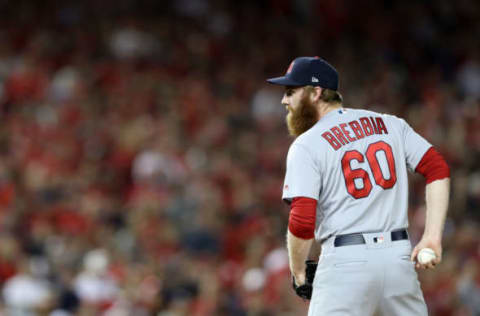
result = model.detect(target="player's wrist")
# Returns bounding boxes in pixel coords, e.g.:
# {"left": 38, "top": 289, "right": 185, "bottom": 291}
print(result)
{"left": 422, "top": 232, "right": 442, "bottom": 244}
{"left": 292, "top": 272, "right": 306, "bottom": 285}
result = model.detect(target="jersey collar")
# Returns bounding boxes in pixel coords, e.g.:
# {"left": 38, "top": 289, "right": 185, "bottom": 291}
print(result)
{"left": 320, "top": 107, "right": 346, "bottom": 121}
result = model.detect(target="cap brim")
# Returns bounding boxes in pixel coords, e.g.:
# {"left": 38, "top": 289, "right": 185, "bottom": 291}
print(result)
{"left": 266, "top": 76, "right": 303, "bottom": 86}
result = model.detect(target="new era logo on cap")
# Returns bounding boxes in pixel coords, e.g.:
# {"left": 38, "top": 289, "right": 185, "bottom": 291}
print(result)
{"left": 267, "top": 56, "right": 339, "bottom": 90}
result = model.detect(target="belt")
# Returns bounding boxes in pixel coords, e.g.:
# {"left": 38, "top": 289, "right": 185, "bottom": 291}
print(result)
{"left": 334, "top": 229, "right": 408, "bottom": 247}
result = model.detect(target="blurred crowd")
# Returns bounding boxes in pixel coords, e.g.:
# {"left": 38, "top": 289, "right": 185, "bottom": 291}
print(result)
{"left": 0, "top": 0, "right": 478, "bottom": 315}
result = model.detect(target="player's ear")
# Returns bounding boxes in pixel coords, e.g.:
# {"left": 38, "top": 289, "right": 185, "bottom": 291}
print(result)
{"left": 312, "top": 87, "right": 322, "bottom": 102}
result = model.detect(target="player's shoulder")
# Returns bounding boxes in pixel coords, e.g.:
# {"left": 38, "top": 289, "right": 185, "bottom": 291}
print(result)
{"left": 350, "top": 108, "right": 407, "bottom": 126}
{"left": 289, "top": 132, "right": 313, "bottom": 152}
{"left": 287, "top": 128, "right": 321, "bottom": 160}
{"left": 285, "top": 137, "right": 315, "bottom": 167}
{"left": 349, "top": 108, "right": 395, "bottom": 118}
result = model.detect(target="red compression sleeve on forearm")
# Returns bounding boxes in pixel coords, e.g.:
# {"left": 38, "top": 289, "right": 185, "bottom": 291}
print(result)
{"left": 288, "top": 197, "right": 317, "bottom": 239}
{"left": 415, "top": 147, "right": 450, "bottom": 184}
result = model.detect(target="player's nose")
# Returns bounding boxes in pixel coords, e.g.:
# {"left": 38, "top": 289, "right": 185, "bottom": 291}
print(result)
{"left": 281, "top": 94, "right": 289, "bottom": 106}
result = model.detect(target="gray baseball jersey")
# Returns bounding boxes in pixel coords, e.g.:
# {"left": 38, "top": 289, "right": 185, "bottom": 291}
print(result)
{"left": 282, "top": 108, "right": 432, "bottom": 241}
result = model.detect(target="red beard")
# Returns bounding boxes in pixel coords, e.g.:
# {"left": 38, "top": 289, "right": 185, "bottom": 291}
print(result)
{"left": 286, "top": 92, "right": 319, "bottom": 138}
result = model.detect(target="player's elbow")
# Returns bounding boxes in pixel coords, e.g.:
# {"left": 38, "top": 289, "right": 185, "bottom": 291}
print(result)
{"left": 288, "top": 197, "right": 317, "bottom": 239}
{"left": 288, "top": 221, "right": 315, "bottom": 239}
{"left": 415, "top": 147, "right": 450, "bottom": 184}
{"left": 424, "top": 158, "right": 450, "bottom": 184}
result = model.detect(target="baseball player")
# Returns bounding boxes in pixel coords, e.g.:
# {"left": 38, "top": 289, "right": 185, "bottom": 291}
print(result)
{"left": 267, "top": 56, "right": 450, "bottom": 315}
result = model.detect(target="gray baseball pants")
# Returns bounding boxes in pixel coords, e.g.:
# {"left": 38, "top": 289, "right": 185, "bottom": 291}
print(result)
{"left": 308, "top": 231, "right": 428, "bottom": 316}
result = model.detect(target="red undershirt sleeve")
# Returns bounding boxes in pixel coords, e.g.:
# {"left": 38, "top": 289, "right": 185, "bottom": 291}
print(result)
{"left": 288, "top": 197, "right": 317, "bottom": 239}
{"left": 415, "top": 147, "right": 450, "bottom": 184}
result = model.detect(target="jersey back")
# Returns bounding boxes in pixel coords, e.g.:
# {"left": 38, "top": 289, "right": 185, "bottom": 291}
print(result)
{"left": 282, "top": 108, "right": 431, "bottom": 241}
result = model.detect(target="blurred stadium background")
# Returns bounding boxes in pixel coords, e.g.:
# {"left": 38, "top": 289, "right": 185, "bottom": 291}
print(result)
{"left": 0, "top": 0, "right": 478, "bottom": 315}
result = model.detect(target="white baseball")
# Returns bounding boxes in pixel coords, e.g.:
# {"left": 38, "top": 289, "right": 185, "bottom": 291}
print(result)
{"left": 417, "top": 248, "right": 436, "bottom": 264}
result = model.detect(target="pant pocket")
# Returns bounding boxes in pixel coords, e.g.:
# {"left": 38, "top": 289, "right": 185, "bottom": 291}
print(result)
{"left": 400, "top": 255, "right": 412, "bottom": 261}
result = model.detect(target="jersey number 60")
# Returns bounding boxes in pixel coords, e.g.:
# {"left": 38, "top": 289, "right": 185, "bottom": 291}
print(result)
{"left": 341, "top": 141, "right": 397, "bottom": 199}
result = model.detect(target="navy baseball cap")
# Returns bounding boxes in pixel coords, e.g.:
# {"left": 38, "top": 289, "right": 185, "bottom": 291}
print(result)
{"left": 267, "top": 56, "right": 339, "bottom": 90}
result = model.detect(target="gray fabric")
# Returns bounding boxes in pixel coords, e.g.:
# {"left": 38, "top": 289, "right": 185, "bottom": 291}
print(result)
{"left": 308, "top": 232, "right": 427, "bottom": 316}
{"left": 282, "top": 108, "right": 432, "bottom": 241}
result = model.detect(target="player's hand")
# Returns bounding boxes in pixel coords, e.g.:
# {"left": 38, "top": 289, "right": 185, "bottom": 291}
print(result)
{"left": 410, "top": 236, "right": 442, "bottom": 270}
{"left": 292, "top": 272, "right": 312, "bottom": 300}
{"left": 292, "top": 261, "right": 317, "bottom": 300}
{"left": 293, "top": 272, "right": 306, "bottom": 287}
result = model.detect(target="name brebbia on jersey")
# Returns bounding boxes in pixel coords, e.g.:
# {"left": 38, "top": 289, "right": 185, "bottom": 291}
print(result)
{"left": 321, "top": 116, "right": 388, "bottom": 150}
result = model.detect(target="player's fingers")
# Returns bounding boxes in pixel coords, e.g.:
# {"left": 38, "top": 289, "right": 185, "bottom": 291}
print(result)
{"left": 411, "top": 247, "right": 419, "bottom": 262}
{"left": 435, "top": 252, "right": 442, "bottom": 264}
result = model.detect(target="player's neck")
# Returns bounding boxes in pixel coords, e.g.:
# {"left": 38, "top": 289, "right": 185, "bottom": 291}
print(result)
{"left": 318, "top": 103, "right": 342, "bottom": 120}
